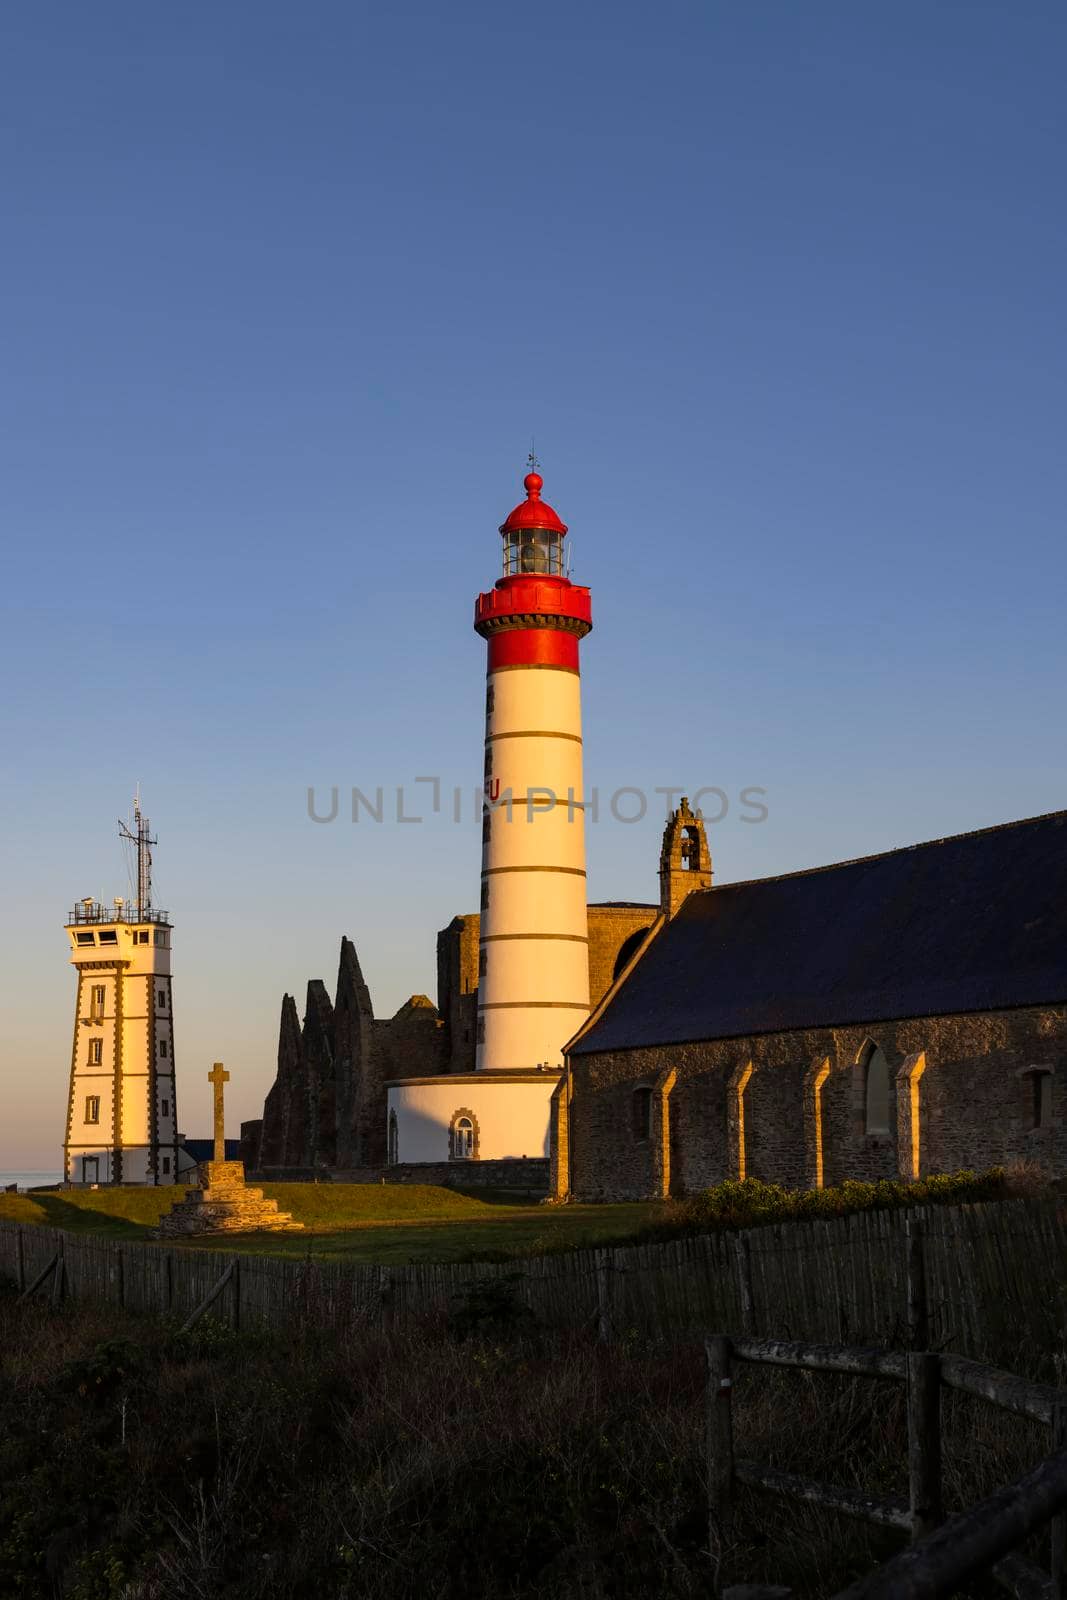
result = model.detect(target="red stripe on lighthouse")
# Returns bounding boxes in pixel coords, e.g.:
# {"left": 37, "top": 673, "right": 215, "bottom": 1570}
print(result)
{"left": 487, "top": 629, "right": 580, "bottom": 672}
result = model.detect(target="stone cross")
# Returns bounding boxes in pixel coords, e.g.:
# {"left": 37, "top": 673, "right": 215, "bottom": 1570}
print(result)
{"left": 208, "top": 1061, "right": 230, "bottom": 1164}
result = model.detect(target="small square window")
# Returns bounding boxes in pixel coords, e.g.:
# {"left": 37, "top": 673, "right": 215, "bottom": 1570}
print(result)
{"left": 480, "top": 880, "right": 490, "bottom": 910}
{"left": 98, "top": 930, "right": 118, "bottom": 945}
{"left": 162, "top": 1155, "right": 171, "bottom": 1175}
{"left": 161, "top": 1098, "right": 169, "bottom": 1117}
{"left": 478, "top": 947, "right": 487, "bottom": 977}
{"left": 75, "top": 931, "right": 95, "bottom": 946}
{"left": 88, "top": 1038, "right": 103, "bottom": 1066}
{"left": 90, "top": 984, "right": 106, "bottom": 1020}
{"left": 138, "top": 931, "right": 149, "bottom": 944}
{"left": 85, "top": 1095, "right": 100, "bottom": 1124}
{"left": 158, "top": 989, "right": 166, "bottom": 1008}
{"left": 154, "top": 930, "right": 166, "bottom": 946}
{"left": 159, "top": 1038, "right": 168, "bottom": 1058}
{"left": 476, "top": 1016, "right": 486, "bottom": 1044}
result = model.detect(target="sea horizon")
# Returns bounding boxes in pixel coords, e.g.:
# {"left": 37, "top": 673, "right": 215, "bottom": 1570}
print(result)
{"left": 0, "top": 1171, "right": 62, "bottom": 1191}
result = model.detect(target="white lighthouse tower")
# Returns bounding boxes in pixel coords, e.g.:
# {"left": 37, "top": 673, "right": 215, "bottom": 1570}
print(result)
{"left": 473, "top": 466, "right": 593, "bottom": 1069}
{"left": 63, "top": 798, "right": 180, "bottom": 1186}
{"left": 384, "top": 466, "right": 593, "bottom": 1165}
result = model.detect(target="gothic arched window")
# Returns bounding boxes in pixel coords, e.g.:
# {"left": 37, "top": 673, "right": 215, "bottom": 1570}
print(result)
{"left": 1026, "top": 1068, "right": 1054, "bottom": 1130}
{"left": 864, "top": 1045, "right": 891, "bottom": 1136}
{"left": 632, "top": 1086, "right": 652, "bottom": 1141}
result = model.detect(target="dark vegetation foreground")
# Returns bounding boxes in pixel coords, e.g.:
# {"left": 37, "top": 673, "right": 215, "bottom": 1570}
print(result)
{"left": 0, "top": 1272, "right": 1053, "bottom": 1600}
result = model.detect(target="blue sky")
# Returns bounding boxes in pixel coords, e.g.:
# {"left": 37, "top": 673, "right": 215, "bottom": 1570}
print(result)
{"left": 1, "top": 1, "right": 1064, "bottom": 1166}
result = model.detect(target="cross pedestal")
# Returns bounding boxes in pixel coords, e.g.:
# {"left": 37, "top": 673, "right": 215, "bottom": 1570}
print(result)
{"left": 156, "top": 1058, "right": 301, "bottom": 1236}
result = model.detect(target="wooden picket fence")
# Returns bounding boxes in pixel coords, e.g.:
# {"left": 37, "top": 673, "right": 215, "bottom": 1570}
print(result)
{"left": 2, "top": 1196, "right": 1066, "bottom": 1365}
{"left": 704, "top": 1227, "right": 1067, "bottom": 1597}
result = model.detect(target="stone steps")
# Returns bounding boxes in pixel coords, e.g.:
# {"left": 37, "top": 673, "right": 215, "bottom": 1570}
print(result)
{"left": 156, "top": 1158, "right": 304, "bottom": 1237}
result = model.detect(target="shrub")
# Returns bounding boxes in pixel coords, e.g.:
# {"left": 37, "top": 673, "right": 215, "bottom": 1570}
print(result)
{"left": 649, "top": 1168, "right": 1010, "bottom": 1240}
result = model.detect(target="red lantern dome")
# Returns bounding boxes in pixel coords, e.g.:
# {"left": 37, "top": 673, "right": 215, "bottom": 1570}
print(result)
{"left": 499, "top": 471, "right": 568, "bottom": 536}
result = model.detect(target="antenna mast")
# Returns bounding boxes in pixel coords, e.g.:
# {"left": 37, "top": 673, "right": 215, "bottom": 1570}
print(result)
{"left": 118, "top": 789, "right": 157, "bottom": 920}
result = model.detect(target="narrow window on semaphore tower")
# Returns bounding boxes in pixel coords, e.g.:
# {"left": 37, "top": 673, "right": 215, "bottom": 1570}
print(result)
{"left": 502, "top": 473, "right": 565, "bottom": 575}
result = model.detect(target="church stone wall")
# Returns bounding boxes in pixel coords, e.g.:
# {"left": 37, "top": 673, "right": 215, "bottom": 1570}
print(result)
{"left": 565, "top": 1006, "right": 1067, "bottom": 1201}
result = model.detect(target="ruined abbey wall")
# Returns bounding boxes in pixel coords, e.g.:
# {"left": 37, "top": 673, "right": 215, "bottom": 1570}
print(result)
{"left": 244, "top": 904, "right": 657, "bottom": 1175}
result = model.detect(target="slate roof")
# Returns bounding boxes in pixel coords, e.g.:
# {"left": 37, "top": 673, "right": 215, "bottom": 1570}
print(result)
{"left": 569, "top": 811, "right": 1067, "bottom": 1055}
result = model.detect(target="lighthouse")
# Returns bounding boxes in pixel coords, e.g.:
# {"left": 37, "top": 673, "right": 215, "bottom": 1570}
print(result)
{"left": 473, "top": 467, "right": 592, "bottom": 1070}
{"left": 384, "top": 467, "right": 594, "bottom": 1166}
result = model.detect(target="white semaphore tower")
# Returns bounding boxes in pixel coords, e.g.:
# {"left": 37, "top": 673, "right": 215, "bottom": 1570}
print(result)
{"left": 63, "top": 797, "right": 180, "bottom": 1186}
{"left": 473, "top": 466, "right": 593, "bottom": 1069}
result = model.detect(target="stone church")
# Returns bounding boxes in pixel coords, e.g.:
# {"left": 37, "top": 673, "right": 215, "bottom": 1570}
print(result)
{"left": 553, "top": 807, "right": 1067, "bottom": 1201}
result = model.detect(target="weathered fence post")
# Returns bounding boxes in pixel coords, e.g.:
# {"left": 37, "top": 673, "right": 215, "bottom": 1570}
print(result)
{"left": 907, "top": 1350, "right": 942, "bottom": 1540}
{"left": 15, "top": 1227, "right": 24, "bottom": 1294}
{"left": 379, "top": 1265, "right": 392, "bottom": 1331}
{"left": 160, "top": 1250, "right": 173, "bottom": 1316}
{"left": 705, "top": 1335, "right": 735, "bottom": 1597}
{"left": 906, "top": 1217, "right": 928, "bottom": 1349}
{"left": 112, "top": 1245, "right": 125, "bottom": 1310}
{"left": 50, "top": 1241, "right": 65, "bottom": 1308}
{"left": 1052, "top": 1401, "right": 1067, "bottom": 1595}
{"left": 734, "top": 1233, "right": 755, "bottom": 1335}
{"left": 179, "top": 1259, "right": 236, "bottom": 1335}
{"left": 231, "top": 1256, "right": 241, "bottom": 1331}
{"left": 596, "top": 1249, "right": 614, "bottom": 1343}
{"left": 19, "top": 1251, "right": 59, "bottom": 1303}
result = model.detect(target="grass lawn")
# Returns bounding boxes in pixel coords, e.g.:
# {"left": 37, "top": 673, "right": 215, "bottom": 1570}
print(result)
{"left": 0, "top": 1183, "right": 663, "bottom": 1264}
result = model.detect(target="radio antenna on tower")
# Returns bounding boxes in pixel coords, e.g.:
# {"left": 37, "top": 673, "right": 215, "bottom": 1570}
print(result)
{"left": 118, "top": 789, "right": 157, "bottom": 920}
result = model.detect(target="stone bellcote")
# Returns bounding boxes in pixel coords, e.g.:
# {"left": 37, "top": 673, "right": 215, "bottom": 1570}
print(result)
{"left": 659, "top": 797, "right": 712, "bottom": 919}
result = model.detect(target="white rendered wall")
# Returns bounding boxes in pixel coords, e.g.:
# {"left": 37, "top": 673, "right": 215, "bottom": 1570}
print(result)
{"left": 387, "top": 1077, "right": 558, "bottom": 1163}
{"left": 478, "top": 663, "right": 590, "bottom": 1070}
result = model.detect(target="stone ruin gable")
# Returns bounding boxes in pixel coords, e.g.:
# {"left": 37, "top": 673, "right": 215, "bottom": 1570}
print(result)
{"left": 281, "top": 992, "right": 314, "bottom": 1169}
{"left": 256, "top": 994, "right": 304, "bottom": 1169}
{"left": 255, "top": 938, "right": 452, "bottom": 1174}
{"left": 437, "top": 915, "right": 480, "bottom": 1074}
{"left": 563, "top": 1006, "right": 1067, "bottom": 1202}
{"left": 301, "top": 979, "right": 336, "bottom": 1167}
{"left": 332, "top": 936, "right": 377, "bottom": 1167}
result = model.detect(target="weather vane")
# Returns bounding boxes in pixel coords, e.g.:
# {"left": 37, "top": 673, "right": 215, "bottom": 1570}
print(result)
{"left": 527, "top": 438, "right": 540, "bottom": 472}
